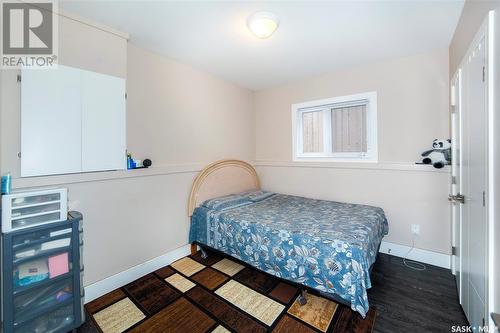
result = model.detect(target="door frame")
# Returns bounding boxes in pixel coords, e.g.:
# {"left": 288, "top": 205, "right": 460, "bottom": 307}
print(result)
{"left": 450, "top": 69, "right": 462, "bottom": 300}
{"left": 486, "top": 10, "right": 496, "bottom": 331}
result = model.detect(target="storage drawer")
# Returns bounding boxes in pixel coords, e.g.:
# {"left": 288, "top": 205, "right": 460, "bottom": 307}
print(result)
{"left": 12, "top": 202, "right": 61, "bottom": 219}
{"left": 3, "top": 212, "right": 83, "bottom": 333}
{"left": 14, "top": 251, "right": 71, "bottom": 289}
{"left": 80, "top": 296, "right": 85, "bottom": 323}
{"left": 2, "top": 189, "right": 67, "bottom": 233}
{"left": 80, "top": 276, "right": 84, "bottom": 297}
{"left": 14, "top": 278, "right": 73, "bottom": 321}
{"left": 12, "top": 212, "right": 62, "bottom": 231}
{"left": 14, "top": 236, "right": 71, "bottom": 260}
{"left": 79, "top": 244, "right": 84, "bottom": 270}
{"left": 11, "top": 193, "right": 62, "bottom": 208}
{"left": 80, "top": 270, "right": 84, "bottom": 297}
{"left": 14, "top": 303, "right": 74, "bottom": 333}
{"left": 13, "top": 225, "right": 72, "bottom": 248}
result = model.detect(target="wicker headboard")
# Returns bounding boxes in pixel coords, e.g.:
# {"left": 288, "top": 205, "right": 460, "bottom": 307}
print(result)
{"left": 188, "top": 159, "right": 260, "bottom": 216}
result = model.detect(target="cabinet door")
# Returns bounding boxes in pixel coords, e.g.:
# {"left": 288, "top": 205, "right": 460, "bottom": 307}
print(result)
{"left": 21, "top": 66, "right": 82, "bottom": 177}
{"left": 81, "top": 71, "right": 126, "bottom": 172}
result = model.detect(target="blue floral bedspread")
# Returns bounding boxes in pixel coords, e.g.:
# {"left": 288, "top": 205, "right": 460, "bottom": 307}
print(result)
{"left": 189, "top": 191, "right": 388, "bottom": 317}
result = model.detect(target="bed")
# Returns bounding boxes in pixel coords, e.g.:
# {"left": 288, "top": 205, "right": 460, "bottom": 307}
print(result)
{"left": 188, "top": 159, "right": 388, "bottom": 317}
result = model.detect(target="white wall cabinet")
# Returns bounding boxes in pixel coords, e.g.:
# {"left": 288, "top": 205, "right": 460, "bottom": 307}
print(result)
{"left": 81, "top": 71, "right": 126, "bottom": 172}
{"left": 21, "top": 65, "right": 126, "bottom": 177}
{"left": 21, "top": 66, "right": 83, "bottom": 176}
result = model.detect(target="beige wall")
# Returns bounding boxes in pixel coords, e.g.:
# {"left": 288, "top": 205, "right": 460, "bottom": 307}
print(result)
{"left": 254, "top": 49, "right": 452, "bottom": 254}
{"left": 126, "top": 44, "right": 254, "bottom": 165}
{"left": 255, "top": 49, "right": 449, "bottom": 163}
{"left": 0, "top": 15, "right": 254, "bottom": 285}
{"left": 0, "top": 10, "right": 456, "bottom": 288}
{"left": 449, "top": 0, "right": 500, "bottom": 76}
{"left": 256, "top": 165, "right": 451, "bottom": 254}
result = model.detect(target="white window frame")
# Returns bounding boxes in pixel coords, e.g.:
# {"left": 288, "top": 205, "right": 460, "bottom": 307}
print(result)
{"left": 292, "top": 91, "right": 378, "bottom": 162}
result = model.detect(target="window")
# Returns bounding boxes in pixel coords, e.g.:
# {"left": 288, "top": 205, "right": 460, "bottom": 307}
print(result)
{"left": 292, "top": 92, "right": 377, "bottom": 162}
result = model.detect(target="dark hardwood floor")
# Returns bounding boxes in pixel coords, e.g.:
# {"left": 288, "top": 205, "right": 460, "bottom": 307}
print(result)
{"left": 368, "top": 253, "right": 468, "bottom": 332}
{"left": 78, "top": 253, "right": 468, "bottom": 333}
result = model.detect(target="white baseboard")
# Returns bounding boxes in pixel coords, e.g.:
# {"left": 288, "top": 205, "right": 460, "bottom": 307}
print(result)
{"left": 84, "top": 244, "right": 191, "bottom": 303}
{"left": 379, "top": 241, "right": 451, "bottom": 269}
{"left": 84, "top": 241, "right": 449, "bottom": 303}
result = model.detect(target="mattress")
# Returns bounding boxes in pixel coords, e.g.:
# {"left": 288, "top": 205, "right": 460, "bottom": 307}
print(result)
{"left": 189, "top": 190, "right": 388, "bottom": 317}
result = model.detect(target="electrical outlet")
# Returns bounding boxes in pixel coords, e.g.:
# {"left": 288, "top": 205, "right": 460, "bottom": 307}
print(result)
{"left": 411, "top": 224, "right": 420, "bottom": 235}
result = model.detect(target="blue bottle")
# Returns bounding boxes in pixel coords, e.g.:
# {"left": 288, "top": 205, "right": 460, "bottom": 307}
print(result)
{"left": 1, "top": 173, "right": 12, "bottom": 194}
{"left": 127, "top": 154, "right": 137, "bottom": 170}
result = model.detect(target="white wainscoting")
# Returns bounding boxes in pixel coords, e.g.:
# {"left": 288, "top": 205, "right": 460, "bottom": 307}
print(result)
{"left": 379, "top": 241, "right": 451, "bottom": 269}
{"left": 84, "top": 244, "right": 191, "bottom": 303}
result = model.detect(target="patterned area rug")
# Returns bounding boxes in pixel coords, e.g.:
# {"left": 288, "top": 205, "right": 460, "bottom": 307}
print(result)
{"left": 85, "top": 250, "right": 376, "bottom": 333}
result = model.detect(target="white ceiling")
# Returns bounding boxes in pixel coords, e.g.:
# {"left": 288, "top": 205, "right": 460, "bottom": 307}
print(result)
{"left": 60, "top": 1, "right": 464, "bottom": 91}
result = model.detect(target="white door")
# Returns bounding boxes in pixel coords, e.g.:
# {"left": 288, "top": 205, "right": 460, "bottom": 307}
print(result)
{"left": 465, "top": 34, "right": 487, "bottom": 331}
{"left": 453, "top": 24, "right": 489, "bottom": 331}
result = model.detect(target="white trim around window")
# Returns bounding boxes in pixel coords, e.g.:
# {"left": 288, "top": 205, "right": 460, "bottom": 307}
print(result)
{"left": 291, "top": 91, "right": 378, "bottom": 162}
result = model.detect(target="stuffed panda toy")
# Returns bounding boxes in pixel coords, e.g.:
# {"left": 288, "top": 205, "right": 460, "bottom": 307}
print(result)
{"left": 421, "top": 139, "right": 451, "bottom": 168}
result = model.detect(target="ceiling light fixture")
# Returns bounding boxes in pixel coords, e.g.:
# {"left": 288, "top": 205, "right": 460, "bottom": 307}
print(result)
{"left": 247, "top": 11, "right": 279, "bottom": 39}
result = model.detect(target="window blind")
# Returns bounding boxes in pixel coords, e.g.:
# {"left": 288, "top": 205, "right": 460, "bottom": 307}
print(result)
{"left": 331, "top": 104, "right": 367, "bottom": 153}
{"left": 302, "top": 110, "right": 324, "bottom": 153}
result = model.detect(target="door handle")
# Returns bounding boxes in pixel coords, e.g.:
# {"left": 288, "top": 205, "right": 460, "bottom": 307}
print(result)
{"left": 448, "top": 194, "right": 465, "bottom": 204}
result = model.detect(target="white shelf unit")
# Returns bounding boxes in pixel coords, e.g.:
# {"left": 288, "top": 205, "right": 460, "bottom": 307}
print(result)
{"left": 1, "top": 189, "right": 68, "bottom": 233}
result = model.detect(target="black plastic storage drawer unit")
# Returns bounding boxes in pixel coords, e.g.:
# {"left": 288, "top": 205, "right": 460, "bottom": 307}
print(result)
{"left": 1, "top": 211, "right": 84, "bottom": 333}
